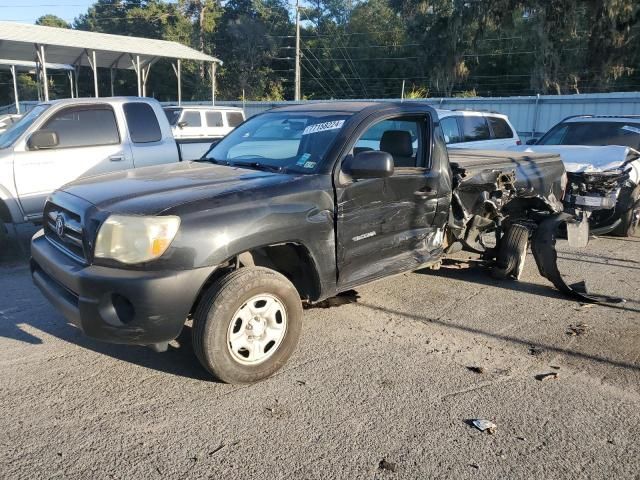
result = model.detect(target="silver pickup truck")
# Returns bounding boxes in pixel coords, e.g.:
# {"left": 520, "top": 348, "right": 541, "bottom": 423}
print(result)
{"left": 0, "top": 97, "right": 213, "bottom": 243}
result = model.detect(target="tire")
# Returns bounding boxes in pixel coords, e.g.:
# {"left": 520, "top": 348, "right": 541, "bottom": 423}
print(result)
{"left": 192, "top": 266, "right": 303, "bottom": 384}
{"left": 0, "top": 219, "right": 7, "bottom": 248}
{"left": 611, "top": 186, "right": 640, "bottom": 237}
{"left": 492, "top": 224, "right": 529, "bottom": 280}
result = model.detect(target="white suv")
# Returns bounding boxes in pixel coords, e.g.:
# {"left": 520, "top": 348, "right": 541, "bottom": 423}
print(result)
{"left": 164, "top": 106, "right": 246, "bottom": 159}
{"left": 437, "top": 109, "right": 521, "bottom": 149}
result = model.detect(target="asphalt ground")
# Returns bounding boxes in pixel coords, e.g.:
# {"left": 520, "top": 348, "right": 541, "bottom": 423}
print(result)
{"left": 0, "top": 227, "right": 639, "bottom": 479}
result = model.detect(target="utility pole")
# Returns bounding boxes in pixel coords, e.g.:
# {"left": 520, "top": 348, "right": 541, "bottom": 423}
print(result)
{"left": 295, "top": 0, "right": 301, "bottom": 101}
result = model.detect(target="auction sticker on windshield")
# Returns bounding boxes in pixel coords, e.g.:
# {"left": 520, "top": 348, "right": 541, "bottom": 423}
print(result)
{"left": 302, "top": 120, "right": 345, "bottom": 135}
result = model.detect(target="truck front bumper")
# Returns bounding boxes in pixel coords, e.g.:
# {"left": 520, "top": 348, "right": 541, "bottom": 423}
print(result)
{"left": 31, "top": 231, "right": 215, "bottom": 345}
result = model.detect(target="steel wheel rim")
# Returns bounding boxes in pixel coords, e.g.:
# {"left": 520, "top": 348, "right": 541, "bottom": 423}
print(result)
{"left": 227, "top": 293, "right": 288, "bottom": 365}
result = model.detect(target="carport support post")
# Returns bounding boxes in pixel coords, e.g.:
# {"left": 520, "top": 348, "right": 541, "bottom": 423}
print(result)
{"left": 141, "top": 63, "right": 152, "bottom": 97}
{"left": 37, "top": 44, "right": 49, "bottom": 101}
{"left": 10, "top": 65, "right": 20, "bottom": 114}
{"left": 92, "top": 51, "right": 98, "bottom": 97}
{"left": 177, "top": 59, "right": 182, "bottom": 106}
{"left": 110, "top": 68, "right": 115, "bottom": 97}
{"left": 136, "top": 55, "right": 142, "bottom": 97}
{"left": 211, "top": 62, "right": 216, "bottom": 105}
{"left": 86, "top": 50, "right": 99, "bottom": 97}
{"left": 67, "top": 70, "right": 74, "bottom": 99}
{"left": 74, "top": 67, "right": 79, "bottom": 98}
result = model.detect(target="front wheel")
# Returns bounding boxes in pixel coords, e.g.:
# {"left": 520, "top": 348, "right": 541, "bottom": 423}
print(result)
{"left": 192, "top": 267, "right": 303, "bottom": 384}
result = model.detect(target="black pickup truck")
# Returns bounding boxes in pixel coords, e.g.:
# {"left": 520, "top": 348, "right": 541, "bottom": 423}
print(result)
{"left": 31, "top": 101, "right": 575, "bottom": 383}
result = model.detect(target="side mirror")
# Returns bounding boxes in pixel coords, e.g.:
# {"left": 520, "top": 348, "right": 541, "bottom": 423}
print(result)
{"left": 177, "top": 121, "right": 188, "bottom": 129}
{"left": 526, "top": 138, "right": 538, "bottom": 145}
{"left": 27, "top": 130, "right": 59, "bottom": 150}
{"left": 344, "top": 150, "right": 394, "bottom": 179}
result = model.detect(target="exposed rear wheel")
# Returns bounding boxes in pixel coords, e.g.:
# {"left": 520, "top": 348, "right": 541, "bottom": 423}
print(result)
{"left": 192, "top": 267, "right": 303, "bottom": 384}
{"left": 492, "top": 224, "right": 530, "bottom": 280}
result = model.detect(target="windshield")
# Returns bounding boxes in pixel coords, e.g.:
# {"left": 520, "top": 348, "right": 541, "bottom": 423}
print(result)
{"left": 0, "top": 105, "right": 51, "bottom": 149}
{"left": 203, "top": 111, "right": 351, "bottom": 173}
{"left": 164, "top": 108, "right": 182, "bottom": 126}
{"left": 538, "top": 121, "right": 640, "bottom": 149}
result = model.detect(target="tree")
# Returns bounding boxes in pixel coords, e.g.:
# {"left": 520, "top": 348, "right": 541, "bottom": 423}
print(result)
{"left": 36, "top": 15, "right": 71, "bottom": 28}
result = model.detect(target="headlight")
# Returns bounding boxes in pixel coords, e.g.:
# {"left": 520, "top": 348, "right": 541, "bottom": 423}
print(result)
{"left": 94, "top": 215, "right": 180, "bottom": 264}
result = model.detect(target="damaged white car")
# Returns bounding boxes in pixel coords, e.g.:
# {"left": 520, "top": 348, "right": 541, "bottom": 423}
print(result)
{"left": 512, "top": 115, "right": 640, "bottom": 236}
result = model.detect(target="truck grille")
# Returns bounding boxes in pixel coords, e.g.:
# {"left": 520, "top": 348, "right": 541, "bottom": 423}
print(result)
{"left": 44, "top": 202, "right": 87, "bottom": 263}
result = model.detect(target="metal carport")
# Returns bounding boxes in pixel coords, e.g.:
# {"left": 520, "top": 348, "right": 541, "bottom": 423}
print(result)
{"left": 0, "top": 59, "right": 74, "bottom": 113}
{"left": 0, "top": 21, "right": 222, "bottom": 104}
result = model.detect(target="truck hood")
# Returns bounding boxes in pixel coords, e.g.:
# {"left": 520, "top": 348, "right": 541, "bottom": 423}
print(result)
{"left": 508, "top": 144, "right": 640, "bottom": 184}
{"left": 59, "top": 161, "right": 296, "bottom": 215}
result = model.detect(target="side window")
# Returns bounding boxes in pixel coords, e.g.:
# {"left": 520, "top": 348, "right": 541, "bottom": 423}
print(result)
{"left": 354, "top": 118, "right": 422, "bottom": 168}
{"left": 460, "top": 116, "right": 490, "bottom": 142}
{"left": 488, "top": 116, "right": 514, "bottom": 139}
{"left": 181, "top": 111, "right": 202, "bottom": 127}
{"left": 540, "top": 125, "right": 569, "bottom": 145}
{"left": 42, "top": 106, "right": 119, "bottom": 149}
{"left": 205, "top": 111, "right": 224, "bottom": 127}
{"left": 440, "top": 117, "right": 462, "bottom": 144}
{"left": 226, "top": 112, "right": 244, "bottom": 127}
{"left": 123, "top": 103, "right": 162, "bottom": 143}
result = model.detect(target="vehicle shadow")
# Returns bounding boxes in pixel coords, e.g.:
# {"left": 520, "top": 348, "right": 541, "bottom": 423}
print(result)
{"left": 0, "top": 277, "right": 215, "bottom": 381}
{"left": 418, "top": 259, "right": 640, "bottom": 313}
{"left": 355, "top": 297, "right": 640, "bottom": 373}
{"left": 0, "top": 224, "right": 38, "bottom": 267}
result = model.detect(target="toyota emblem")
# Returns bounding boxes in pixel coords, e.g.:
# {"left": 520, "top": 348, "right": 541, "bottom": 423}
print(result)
{"left": 55, "top": 215, "right": 65, "bottom": 237}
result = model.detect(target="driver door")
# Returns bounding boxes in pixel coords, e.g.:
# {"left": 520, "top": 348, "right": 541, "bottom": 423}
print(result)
{"left": 335, "top": 114, "right": 445, "bottom": 289}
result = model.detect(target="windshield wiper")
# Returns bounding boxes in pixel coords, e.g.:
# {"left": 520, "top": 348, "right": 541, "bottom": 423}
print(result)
{"left": 230, "top": 161, "right": 284, "bottom": 173}
{"left": 196, "top": 157, "right": 229, "bottom": 165}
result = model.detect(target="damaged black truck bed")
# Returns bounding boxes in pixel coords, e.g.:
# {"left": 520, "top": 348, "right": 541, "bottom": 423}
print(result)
{"left": 31, "top": 101, "right": 578, "bottom": 383}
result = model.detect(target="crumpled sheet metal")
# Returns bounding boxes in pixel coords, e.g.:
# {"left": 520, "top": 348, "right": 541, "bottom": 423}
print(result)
{"left": 531, "top": 213, "right": 623, "bottom": 304}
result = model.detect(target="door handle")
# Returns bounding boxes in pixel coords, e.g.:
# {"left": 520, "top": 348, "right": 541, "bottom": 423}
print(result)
{"left": 414, "top": 187, "right": 436, "bottom": 198}
{"left": 109, "top": 155, "right": 124, "bottom": 162}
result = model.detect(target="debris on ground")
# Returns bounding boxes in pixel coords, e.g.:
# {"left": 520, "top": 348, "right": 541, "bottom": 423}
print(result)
{"left": 535, "top": 372, "right": 559, "bottom": 381}
{"left": 550, "top": 365, "right": 561, "bottom": 370}
{"left": 208, "top": 445, "right": 225, "bottom": 456}
{"left": 306, "top": 290, "right": 359, "bottom": 309}
{"left": 528, "top": 346, "right": 543, "bottom": 356}
{"left": 572, "top": 303, "right": 595, "bottom": 312}
{"left": 378, "top": 459, "right": 397, "bottom": 472}
{"left": 295, "top": 380, "right": 306, "bottom": 386}
{"left": 471, "top": 419, "right": 497, "bottom": 434}
{"left": 567, "top": 323, "right": 590, "bottom": 336}
{"left": 264, "top": 400, "right": 290, "bottom": 419}
{"left": 466, "top": 366, "right": 485, "bottom": 374}
{"left": 469, "top": 463, "right": 480, "bottom": 469}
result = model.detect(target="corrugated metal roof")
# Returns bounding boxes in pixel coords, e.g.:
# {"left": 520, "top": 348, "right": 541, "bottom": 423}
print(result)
{"left": 0, "top": 58, "right": 73, "bottom": 71}
{"left": 0, "top": 21, "right": 220, "bottom": 69}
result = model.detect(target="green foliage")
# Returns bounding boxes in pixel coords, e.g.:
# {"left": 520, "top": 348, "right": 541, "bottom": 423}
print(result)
{"left": 35, "top": 15, "right": 71, "bottom": 28}
{"left": 404, "top": 85, "right": 429, "bottom": 99}
{"left": 1, "top": 0, "right": 639, "bottom": 108}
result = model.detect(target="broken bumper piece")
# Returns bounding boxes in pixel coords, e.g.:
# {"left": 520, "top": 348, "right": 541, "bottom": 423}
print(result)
{"left": 531, "top": 213, "right": 623, "bottom": 304}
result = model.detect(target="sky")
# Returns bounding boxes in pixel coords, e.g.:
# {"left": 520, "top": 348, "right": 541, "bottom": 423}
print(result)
{"left": 0, "top": 0, "right": 97, "bottom": 25}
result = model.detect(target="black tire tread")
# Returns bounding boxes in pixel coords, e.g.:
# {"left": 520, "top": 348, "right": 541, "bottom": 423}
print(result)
{"left": 192, "top": 266, "right": 301, "bottom": 383}
{"left": 492, "top": 224, "right": 529, "bottom": 279}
